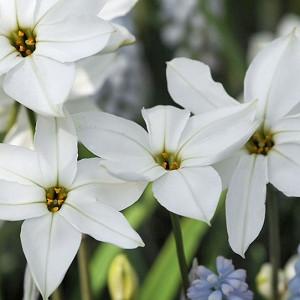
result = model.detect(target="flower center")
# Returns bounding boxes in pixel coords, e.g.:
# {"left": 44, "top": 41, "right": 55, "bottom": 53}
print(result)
{"left": 246, "top": 130, "right": 274, "bottom": 155}
{"left": 155, "top": 152, "right": 181, "bottom": 170}
{"left": 46, "top": 187, "right": 68, "bottom": 213}
{"left": 10, "top": 29, "right": 36, "bottom": 57}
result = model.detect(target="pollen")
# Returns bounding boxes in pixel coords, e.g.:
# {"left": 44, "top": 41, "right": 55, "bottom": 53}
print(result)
{"left": 156, "top": 151, "right": 181, "bottom": 170}
{"left": 246, "top": 130, "right": 274, "bottom": 155}
{"left": 10, "top": 29, "right": 36, "bottom": 57}
{"left": 46, "top": 187, "right": 68, "bottom": 213}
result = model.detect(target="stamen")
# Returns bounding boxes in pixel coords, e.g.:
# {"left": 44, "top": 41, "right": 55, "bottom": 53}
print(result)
{"left": 46, "top": 187, "right": 68, "bottom": 213}
{"left": 246, "top": 130, "right": 274, "bottom": 155}
{"left": 10, "top": 29, "right": 36, "bottom": 57}
{"left": 156, "top": 151, "right": 181, "bottom": 170}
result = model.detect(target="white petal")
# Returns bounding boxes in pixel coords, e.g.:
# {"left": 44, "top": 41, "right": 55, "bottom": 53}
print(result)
{"left": 244, "top": 31, "right": 300, "bottom": 124}
{"left": 0, "top": 37, "right": 21, "bottom": 75}
{"left": 73, "top": 111, "right": 158, "bottom": 180}
{"left": 23, "top": 265, "right": 39, "bottom": 300}
{"left": 268, "top": 144, "right": 300, "bottom": 196}
{"left": 33, "top": 0, "right": 60, "bottom": 24}
{"left": 16, "top": 0, "right": 38, "bottom": 29}
{"left": 0, "top": 0, "right": 17, "bottom": 33}
{"left": 0, "top": 144, "right": 43, "bottom": 185}
{"left": 142, "top": 105, "right": 190, "bottom": 154}
{"left": 61, "top": 199, "right": 144, "bottom": 248}
{"left": 70, "top": 53, "right": 116, "bottom": 100}
{"left": 0, "top": 180, "right": 47, "bottom": 221}
{"left": 152, "top": 166, "right": 222, "bottom": 223}
{"left": 103, "top": 24, "right": 135, "bottom": 53}
{"left": 166, "top": 58, "right": 238, "bottom": 114}
{"left": 4, "top": 56, "right": 75, "bottom": 116}
{"left": 36, "top": 17, "right": 113, "bottom": 63}
{"left": 21, "top": 214, "right": 81, "bottom": 299}
{"left": 34, "top": 114, "right": 78, "bottom": 188}
{"left": 70, "top": 158, "right": 147, "bottom": 210}
{"left": 39, "top": 0, "right": 107, "bottom": 24}
{"left": 179, "top": 102, "right": 258, "bottom": 166}
{"left": 99, "top": 0, "right": 137, "bottom": 20}
{"left": 226, "top": 154, "right": 267, "bottom": 257}
{"left": 213, "top": 153, "right": 241, "bottom": 190}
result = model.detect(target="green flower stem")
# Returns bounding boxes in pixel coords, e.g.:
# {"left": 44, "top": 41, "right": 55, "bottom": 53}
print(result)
{"left": 78, "top": 237, "right": 92, "bottom": 300}
{"left": 169, "top": 212, "right": 189, "bottom": 297}
{"left": 267, "top": 185, "right": 280, "bottom": 300}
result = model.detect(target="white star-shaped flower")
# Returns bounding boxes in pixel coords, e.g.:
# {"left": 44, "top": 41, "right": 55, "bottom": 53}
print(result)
{"left": 0, "top": 0, "right": 115, "bottom": 116}
{"left": 166, "top": 30, "right": 300, "bottom": 256}
{"left": 74, "top": 103, "right": 257, "bottom": 223}
{"left": 0, "top": 114, "right": 145, "bottom": 299}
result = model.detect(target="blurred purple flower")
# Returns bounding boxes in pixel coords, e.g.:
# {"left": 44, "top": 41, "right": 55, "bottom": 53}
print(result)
{"left": 187, "top": 256, "right": 253, "bottom": 300}
{"left": 288, "top": 246, "right": 300, "bottom": 300}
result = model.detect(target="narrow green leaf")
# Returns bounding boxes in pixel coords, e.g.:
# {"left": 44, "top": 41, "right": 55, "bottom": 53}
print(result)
{"left": 90, "top": 186, "right": 157, "bottom": 296}
{"left": 138, "top": 218, "right": 209, "bottom": 300}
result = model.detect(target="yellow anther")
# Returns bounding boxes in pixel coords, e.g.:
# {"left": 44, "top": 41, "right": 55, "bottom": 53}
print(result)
{"left": 18, "top": 30, "right": 25, "bottom": 37}
{"left": 246, "top": 130, "right": 274, "bottom": 155}
{"left": 46, "top": 187, "right": 68, "bottom": 213}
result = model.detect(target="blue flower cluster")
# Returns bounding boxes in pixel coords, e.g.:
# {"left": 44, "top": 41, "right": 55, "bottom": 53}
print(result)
{"left": 288, "top": 246, "right": 300, "bottom": 300}
{"left": 187, "top": 256, "right": 253, "bottom": 300}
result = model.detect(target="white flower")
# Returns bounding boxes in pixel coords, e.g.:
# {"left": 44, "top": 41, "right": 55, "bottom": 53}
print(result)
{"left": 0, "top": 114, "right": 145, "bottom": 299}
{"left": 0, "top": 0, "right": 115, "bottom": 116}
{"left": 74, "top": 104, "right": 256, "bottom": 223}
{"left": 166, "top": 30, "right": 300, "bottom": 256}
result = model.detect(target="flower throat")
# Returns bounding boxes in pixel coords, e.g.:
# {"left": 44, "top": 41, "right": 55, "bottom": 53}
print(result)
{"left": 10, "top": 29, "right": 36, "bottom": 57}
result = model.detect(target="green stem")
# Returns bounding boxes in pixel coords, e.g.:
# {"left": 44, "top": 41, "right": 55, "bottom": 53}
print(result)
{"left": 267, "top": 185, "right": 280, "bottom": 300}
{"left": 169, "top": 212, "right": 189, "bottom": 297}
{"left": 78, "top": 237, "right": 92, "bottom": 300}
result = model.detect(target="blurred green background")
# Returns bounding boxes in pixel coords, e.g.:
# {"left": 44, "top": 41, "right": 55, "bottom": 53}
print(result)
{"left": 1, "top": 0, "right": 300, "bottom": 299}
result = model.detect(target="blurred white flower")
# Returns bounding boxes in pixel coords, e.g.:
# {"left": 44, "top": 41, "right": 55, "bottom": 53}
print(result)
{"left": 167, "top": 30, "right": 300, "bottom": 256}
{"left": 248, "top": 14, "right": 300, "bottom": 62}
{"left": 256, "top": 263, "right": 286, "bottom": 300}
{"left": 74, "top": 103, "right": 256, "bottom": 223}
{"left": 0, "top": 0, "right": 116, "bottom": 116}
{"left": 0, "top": 114, "right": 145, "bottom": 299}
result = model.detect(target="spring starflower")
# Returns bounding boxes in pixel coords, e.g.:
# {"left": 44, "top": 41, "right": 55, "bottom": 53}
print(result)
{"left": 0, "top": 0, "right": 114, "bottom": 116}
{"left": 0, "top": 114, "right": 145, "bottom": 299}
{"left": 167, "top": 30, "right": 300, "bottom": 256}
{"left": 74, "top": 104, "right": 256, "bottom": 223}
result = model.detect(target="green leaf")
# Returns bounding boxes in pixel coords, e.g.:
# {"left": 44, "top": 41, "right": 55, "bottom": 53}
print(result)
{"left": 138, "top": 218, "right": 209, "bottom": 300}
{"left": 90, "top": 185, "right": 157, "bottom": 297}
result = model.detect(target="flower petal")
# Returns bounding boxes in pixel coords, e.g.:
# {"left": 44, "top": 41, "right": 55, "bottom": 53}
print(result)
{"left": 70, "top": 158, "right": 147, "bottom": 210}
{"left": 0, "top": 180, "right": 47, "bottom": 221}
{"left": 0, "top": 144, "right": 43, "bottom": 185}
{"left": 21, "top": 214, "right": 81, "bottom": 300}
{"left": 99, "top": 0, "right": 138, "bottom": 20}
{"left": 244, "top": 31, "right": 300, "bottom": 124}
{"left": 152, "top": 166, "right": 222, "bottom": 223}
{"left": 142, "top": 105, "right": 190, "bottom": 154}
{"left": 36, "top": 17, "right": 113, "bottom": 63}
{"left": 179, "top": 102, "right": 258, "bottom": 166}
{"left": 0, "top": 0, "right": 17, "bottom": 33}
{"left": 226, "top": 154, "right": 267, "bottom": 257}
{"left": 34, "top": 114, "right": 78, "bottom": 188}
{"left": 166, "top": 58, "right": 238, "bottom": 114}
{"left": 268, "top": 144, "right": 300, "bottom": 196}
{"left": 61, "top": 198, "right": 144, "bottom": 248}
{"left": 103, "top": 23, "right": 135, "bottom": 53}
{"left": 4, "top": 56, "right": 75, "bottom": 116}
{"left": 0, "top": 37, "right": 22, "bottom": 75}
{"left": 23, "top": 264, "right": 39, "bottom": 300}
{"left": 73, "top": 111, "right": 158, "bottom": 181}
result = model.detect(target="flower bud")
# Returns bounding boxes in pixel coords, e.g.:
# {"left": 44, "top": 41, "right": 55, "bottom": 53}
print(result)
{"left": 108, "top": 254, "right": 138, "bottom": 300}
